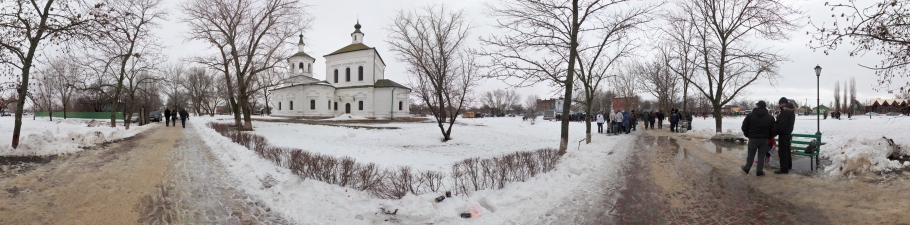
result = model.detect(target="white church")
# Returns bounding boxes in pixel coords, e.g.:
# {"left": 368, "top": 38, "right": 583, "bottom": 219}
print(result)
{"left": 270, "top": 22, "right": 410, "bottom": 119}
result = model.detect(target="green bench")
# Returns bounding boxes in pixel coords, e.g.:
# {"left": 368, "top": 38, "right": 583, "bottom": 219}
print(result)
{"left": 776, "top": 133, "right": 825, "bottom": 171}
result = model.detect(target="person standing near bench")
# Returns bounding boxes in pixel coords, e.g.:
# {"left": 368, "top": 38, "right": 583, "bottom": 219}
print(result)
{"left": 741, "top": 101, "right": 777, "bottom": 177}
{"left": 775, "top": 97, "right": 796, "bottom": 174}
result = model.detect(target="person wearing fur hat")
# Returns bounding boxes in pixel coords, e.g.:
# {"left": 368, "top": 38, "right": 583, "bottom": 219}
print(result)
{"left": 741, "top": 100, "right": 777, "bottom": 177}
{"left": 775, "top": 97, "right": 796, "bottom": 174}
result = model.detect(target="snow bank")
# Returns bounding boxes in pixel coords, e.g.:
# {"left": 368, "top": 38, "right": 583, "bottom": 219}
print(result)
{"left": 824, "top": 137, "right": 907, "bottom": 176}
{"left": 194, "top": 115, "right": 634, "bottom": 224}
{"left": 0, "top": 117, "right": 154, "bottom": 156}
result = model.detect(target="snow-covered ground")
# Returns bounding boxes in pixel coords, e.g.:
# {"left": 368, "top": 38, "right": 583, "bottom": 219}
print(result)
{"left": 193, "top": 115, "right": 634, "bottom": 224}
{"left": 0, "top": 117, "right": 155, "bottom": 156}
{"left": 683, "top": 114, "right": 910, "bottom": 176}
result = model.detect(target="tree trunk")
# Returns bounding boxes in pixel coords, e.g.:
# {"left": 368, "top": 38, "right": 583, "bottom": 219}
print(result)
{"left": 713, "top": 104, "right": 723, "bottom": 133}
{"left": 585, "top": 101, "right": 592, "bottom": 144}
{"left": 558, "top": 0, "right": 580, "bottom": 156}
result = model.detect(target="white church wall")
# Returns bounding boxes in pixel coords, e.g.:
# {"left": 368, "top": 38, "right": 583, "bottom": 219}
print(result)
{"left": 325, "top": 50, "right": 385, "bottom": 87}
{"left": 372, "top": 88, "right": 411, "bottom": 119}
{"left": 335, "top": 87, "right": 374, "bottom": 117}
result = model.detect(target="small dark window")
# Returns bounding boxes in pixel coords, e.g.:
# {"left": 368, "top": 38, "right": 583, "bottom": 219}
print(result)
{"left": 298, "top": 62, "right": 303, "bottom": 69}
{"left": 399, "top": 101, "right": 403, "bottom": 111}
{"left": 290, "top": 101, "right": 294, "bottom": 110}
{"left": 345, "top": 68, "right": 351, "bottom": 82}
{"left": 310, "top": 100, "right": 315, "bottom": 110}
{"left": 334, "top": 69, "right": 338, "bottom": 83}
{"left": 328, "top": 100, "right": 331, "bottom": 109}
{"left": 279, "top": 102, "right": 282, "bottom": 110}
{"left": 358, "top": 66, "right": 364, "bottom": 81}
{"left": 358, "top": 101, "right": 364, "bottom": 110}
{"left": 307, "top": 64, "right": 311, "bottom": 73}
{"left": 334, "top": 102, "right": 338, "bottom": 110}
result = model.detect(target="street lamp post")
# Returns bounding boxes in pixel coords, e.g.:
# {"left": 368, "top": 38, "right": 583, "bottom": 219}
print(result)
{"left": 814, "top": 65, "right": 822, "bottom": 135}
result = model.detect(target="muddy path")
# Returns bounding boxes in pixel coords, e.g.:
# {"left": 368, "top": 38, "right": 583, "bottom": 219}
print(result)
{"left": 0, "top": 123, "right": 286, "bottom": 224}
{"left": 615, "top": 134, "right": 829, "bottom": 224}
{"left": 662, "top": 129, "right": 910, "bottom": 224}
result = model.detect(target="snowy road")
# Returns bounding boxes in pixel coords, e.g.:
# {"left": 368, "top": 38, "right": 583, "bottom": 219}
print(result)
{"left": 0, "top": 123, "right": 286, "bottom": 224}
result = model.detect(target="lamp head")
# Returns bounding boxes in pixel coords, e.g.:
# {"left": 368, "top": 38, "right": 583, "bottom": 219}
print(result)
{"left": 814, "top": 65, "right": 822, "bottom": 77}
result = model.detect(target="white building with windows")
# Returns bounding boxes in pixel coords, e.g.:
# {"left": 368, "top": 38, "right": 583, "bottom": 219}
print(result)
{"left": 270, "top": 21, "right": 410, "bottom": 119}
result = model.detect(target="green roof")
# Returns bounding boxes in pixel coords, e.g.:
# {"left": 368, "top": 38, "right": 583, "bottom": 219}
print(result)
{"left": 291, "top": 52, "right": 313, "bottom": 58}
{"left": 325, "top": 43, "right": 372, "bottom": 56}
{"left": 374, "top": 79, "right": 409, "bottom": 89}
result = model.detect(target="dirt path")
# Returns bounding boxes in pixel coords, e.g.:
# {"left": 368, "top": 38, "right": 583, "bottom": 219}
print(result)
{"left": 0, "top": 123, "right": 286, "bottom": 224}
{"left": 665, "top": 129, "right": 910, "bottom": 224}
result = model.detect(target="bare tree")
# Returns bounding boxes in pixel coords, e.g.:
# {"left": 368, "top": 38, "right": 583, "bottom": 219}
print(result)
{"left": 850, "top": 77, "right": 857, "bottom": 115}
{"left": 669, "top": 0, "right": 800, "bottom": 133}
{"left": 80, "top": 0, "right": 165, "bottom": 128}
{"left": 660, "top": 17, "right": 698, "bottom": 113}
{"left": 525, "top": 94, "right": 540, "bottom": 116}
{"left": 834, "top": 80, "right": 841, "bottom": 112}
{"left": 613, "top": 62, "right": 640, "bottom": 110}
{"left": 121, "top": 58, "right": 160, "bottom": 129}
{"left": 482, "top": 0, "right": 637, "bottom": 154}
{"left": 388, "top": 4, "right": 479, "bottom": 141}
{"left": 183, "top": 0, "right": 308, "bottom": 131}
{"left": 0, "top": 0, "right": 102, "bottom": 148}
{"left": 636, "top": 57, "right": 679, "bottom": 113}
{"left": 810, "top": 1, "right": 910, "bottom": 93}
{"left": 47, "top": 57, "right": 79, "bottom": 119}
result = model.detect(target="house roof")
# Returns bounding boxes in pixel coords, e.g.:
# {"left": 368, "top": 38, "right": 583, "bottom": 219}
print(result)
{"left": 269, "top": 80, "right": 334, "bottom": 92}
{"left": 374, "top": 79, "right": 409, "bottom": 89}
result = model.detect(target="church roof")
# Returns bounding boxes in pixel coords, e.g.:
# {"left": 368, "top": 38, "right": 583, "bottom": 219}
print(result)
{"left": 325, "top": 43, "right": 372, "bottom": 56}
{"left": 291, "top": 51, "right": 314, "bottom": 59}
{"left": 374, "top": 79, "right": 409, "bottom": 90}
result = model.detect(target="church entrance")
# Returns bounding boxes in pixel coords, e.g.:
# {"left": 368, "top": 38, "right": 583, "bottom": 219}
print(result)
{"left": 345, "top": 103, "right": 351, "bottom": 114}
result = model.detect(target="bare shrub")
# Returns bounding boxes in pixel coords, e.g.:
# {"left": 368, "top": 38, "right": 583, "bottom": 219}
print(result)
{"left": 206, "top": 123, "right": 562, "bottom": 199}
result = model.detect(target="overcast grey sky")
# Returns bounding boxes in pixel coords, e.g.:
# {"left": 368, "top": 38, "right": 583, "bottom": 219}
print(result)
{"left": 153, "top": 0, "right": 908, "bottom": 108}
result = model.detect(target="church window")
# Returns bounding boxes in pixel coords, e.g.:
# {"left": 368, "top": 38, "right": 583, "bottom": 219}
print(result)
{"left": 358, "top": 66, "right": 363, "bottom": 81}
{"left": 307, "top": 63, "right": 311, "bottom": 73}
{"left": 399, "top": 101, "right": 403, "bottom": 111}
{"left": 334, "top": 69, "right": 339, "bottom": 83}
{"left": 290, "top": 101, "right": 294, "bottom": 110}
{"left": 298, "top": 62, "right": 303, "bottom": 69}
{"left": 279, "top": 102, "right": 281, "bottom": 110}
{"left": 358, "top": 101, "right": 364, "bottom": 110}
{"left": 345, "top": 68, "right": 351, "bottom": 82}
{"left": 328, "top": 100, "right": 331, "bottom": 109}
{"left": 310, "top": 100, "right": 315, "bottom": 110}
{"left": 334, "top": 102, "right": 338, "bottom": 110}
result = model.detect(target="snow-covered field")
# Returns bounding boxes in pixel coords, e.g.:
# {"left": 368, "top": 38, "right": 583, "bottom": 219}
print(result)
{"left": 683, "top": 114, "right": 910, "bottom": 176}
{"left": 0, "top": 117, "right": 154, "bottom": 156}
{"left": 194, "top": 115, "right": 634, "bottom": 224}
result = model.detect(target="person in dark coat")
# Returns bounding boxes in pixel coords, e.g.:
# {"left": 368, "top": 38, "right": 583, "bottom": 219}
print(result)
{"left": 686, "top": 113, "right": 694, "bottom": 130}
{"left": 164, "top": 108, "right": 171, "bottom": 127}
{"left": 646, "top": 112, "right": 654, "bottom": 130}
{"left": 622, "top": 110, "right": 631, "bottom": 134}
{"left": 179, "top": 108, "right": 189, "bottom": 128}
{"left": 741, "top": 101, "right": 777, "bottom": 177}
{"left": 170, "top": 109, "right": 178, "bottom": 127}
{"left": 630, "top": 110, "right": 638, "bottom": 131}
{"left": 656, "top": 111, "right": 665, "bottom": 129}
{"left": 670, "top": 109, "right": 680, "bottom": 132}
{"left": 775, "top": 97, "right": 796, "bottom": 174}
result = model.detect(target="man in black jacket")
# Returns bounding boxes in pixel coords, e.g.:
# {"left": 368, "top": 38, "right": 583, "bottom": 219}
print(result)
{"left": 164, "top": 108, "right": 171, "bottom": 127}
{"left": 656, "top": 111, "right": 665, "bottom": 129}
{"left": 178, "top": 108, "right": 189, "bottom": 128}
{"left": 741, "top": 101, "right": 777, "bottom": 176}
{"left": 775, "top": 97, "right": 796, "bottom": 174}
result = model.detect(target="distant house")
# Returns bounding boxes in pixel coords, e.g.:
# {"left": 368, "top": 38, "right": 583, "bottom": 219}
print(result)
{"left": 722, "top": 105, "right": 740, "bottom": 115}
{"left": 865, "top": 98, "right": 908, "bottom": 114}
{"left": 611, "top": 97, "right": 638, "bottom": 112}
{"left": 537, "top": 98, "right": 564, "bottom": 111}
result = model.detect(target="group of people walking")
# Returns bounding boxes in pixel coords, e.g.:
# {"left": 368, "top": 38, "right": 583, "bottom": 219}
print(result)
{"left": 164, "top": 108, "right": 190, "bottom": 128}
{"left": 741, "top": 97, "right": 796, "bottom": 176}
{"left": 593, "top": 108, "right": 701, "bottom": 135}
